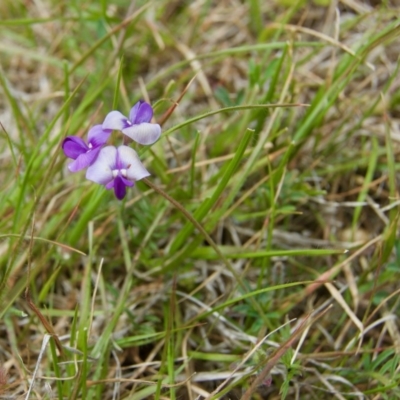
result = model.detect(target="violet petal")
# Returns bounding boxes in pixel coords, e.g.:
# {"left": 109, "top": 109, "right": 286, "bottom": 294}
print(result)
{"left": 105, "top": 180, "right": 114, "bottom": 190}
{"left": 121, "top": 175, "right": 134, "bottom": 187}
{"left": 128, "top": 102, "right": 140, "bottom": 124}
{"left": 129, "top": 101, "right": 153, "bottom": 124}
{"left": 102, "top": 111, "right": 130, "bottom": 131}
{"left": 86, "top": 146, "right": 116, "bottom": 185}
{"left": 113, "top": 175, "right": 127, "bottom": 200}
{"left": 68, "top": 147, "right": 102, "bottom": 172}
{"left": 117, "top": 146, "right": 150, "bottom": 181}
{"left": 121, "top": 123, "right": 161, "bottom": 145}
{"left": 88, "top": 124, "right": 112, "bottom": 147}
{"left": 62, "top": 136, "right": 88, "bottom": 159}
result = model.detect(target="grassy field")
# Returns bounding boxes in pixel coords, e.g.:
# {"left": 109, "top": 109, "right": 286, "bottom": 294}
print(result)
{"left": 1, "top": 0, "right": 400, "bottom": 399}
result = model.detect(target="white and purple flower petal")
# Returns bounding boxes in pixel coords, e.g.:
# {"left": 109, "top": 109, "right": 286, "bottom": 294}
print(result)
{"left": 86, "top": 145, "right": 150, "bottom": 200}
{"left": 85, "top": 146, "right": 116, "bottom": 185}
{"left": 68, "top": 146, "right": 102, "bottom": 172}
{"left": 102, "top": 101, "right": 161, "bottom": 145}
{"left": 87, "top": 124, "right": 112, "bottom": 147}
{"left": 122, "top": 123, "right": 161, "bottom": 145}
{"left": 102, "top": 111, "right": 130, "bottom": 131}
{"left": 117, "top": 145, "right": 151, "bottom": 181}
{"left": 62, "top": 126, "right": 111, "bottom": 172}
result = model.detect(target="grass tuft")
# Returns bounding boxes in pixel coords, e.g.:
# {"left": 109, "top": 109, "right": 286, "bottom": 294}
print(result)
{"left": 0, "top": 1, "right": 400, "bottom": 399}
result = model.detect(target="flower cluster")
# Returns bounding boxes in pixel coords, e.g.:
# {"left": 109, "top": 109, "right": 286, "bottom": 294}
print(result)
{"left": 62, "top": 101, "right": 160, "bottom": 200}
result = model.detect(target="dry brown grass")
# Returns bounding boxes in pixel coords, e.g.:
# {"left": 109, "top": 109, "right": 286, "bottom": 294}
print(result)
{"left": 0, "top": 0, "right": 400, "bottom": 399}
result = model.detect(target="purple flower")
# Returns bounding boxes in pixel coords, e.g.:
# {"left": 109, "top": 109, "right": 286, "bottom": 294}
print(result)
{"left": 86, "top": 145, "right": 150, "bottom": 200}
{"left": 102, "top": 100, "right": 161, "bottom": 145}
{"left": 62, "top": 125, "right": 111, "bottom": 172}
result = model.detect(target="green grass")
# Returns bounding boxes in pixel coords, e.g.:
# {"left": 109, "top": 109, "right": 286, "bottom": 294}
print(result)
{"left": 1, "top": 1, "right": 400, "bottom": 399}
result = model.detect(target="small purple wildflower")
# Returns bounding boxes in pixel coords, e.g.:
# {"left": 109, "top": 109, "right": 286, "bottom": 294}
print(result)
{"left": 102, "top": 100, "right": 161, "bottom": 145}
{"left": 86, "top": 145, "right": 150, "bottom": 200}
{"left": 62, "top": 125, "right": 111, "bottom": 172}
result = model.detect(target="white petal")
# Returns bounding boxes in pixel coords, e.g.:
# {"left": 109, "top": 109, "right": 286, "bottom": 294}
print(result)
{"left": 102, "top": 111, "right": 129, "bottom": 131}
{"left": 117, "top": 146, "right": 150, "bottom": 181}
{"left": 122, "top": 123, "right": 161, "bottom": 145}
{"left": 86, "top": 146, "right": 116, "bottom": 184}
